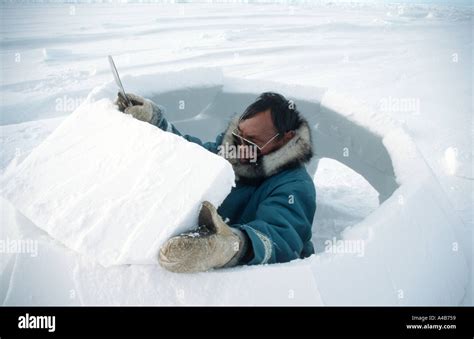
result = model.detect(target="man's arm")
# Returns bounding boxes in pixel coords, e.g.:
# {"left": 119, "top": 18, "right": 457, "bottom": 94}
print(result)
{"left": 231, "top": 179, "right": 316, "bottom": 265}
{"left": 158, "top": 178, "right": 316, "bottom": 272}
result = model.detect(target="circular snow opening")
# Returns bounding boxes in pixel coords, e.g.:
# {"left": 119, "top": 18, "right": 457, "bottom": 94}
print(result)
{"left": 147, "top": 85, "right": 399, "bottom": 258}
{"left": 149, "top": 84, "right": 398, "bottom": 195}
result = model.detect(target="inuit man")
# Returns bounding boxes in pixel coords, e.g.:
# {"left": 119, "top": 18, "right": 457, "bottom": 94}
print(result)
{"left": 116, "top": 92, "right": 316, "bottom": 273}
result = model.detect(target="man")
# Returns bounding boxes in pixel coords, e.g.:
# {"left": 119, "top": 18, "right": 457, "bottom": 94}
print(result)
{"left": 115, "top": 91, "right": 316, "bottom": 273}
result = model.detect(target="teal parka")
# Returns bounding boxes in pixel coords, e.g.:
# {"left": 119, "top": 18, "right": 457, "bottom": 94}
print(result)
{"left": 154, "top": 109, "right": 316, "bottom": 266}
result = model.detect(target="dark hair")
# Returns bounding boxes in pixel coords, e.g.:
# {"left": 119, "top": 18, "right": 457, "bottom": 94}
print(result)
{"left": 241, "top": 92, "right": 303, "bottom": 138}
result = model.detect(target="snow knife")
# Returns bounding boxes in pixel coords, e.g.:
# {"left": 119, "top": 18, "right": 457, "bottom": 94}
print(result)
{"left": 108, "top": 55, "right": 133, "bottom": 107}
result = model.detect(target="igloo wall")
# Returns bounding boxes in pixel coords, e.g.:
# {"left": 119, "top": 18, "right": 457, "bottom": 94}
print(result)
{"left": 150, "top": 85, "right": 399, "bottom": 204}
{"left": 1, "top": 67, "right": 469, "bottom": 305}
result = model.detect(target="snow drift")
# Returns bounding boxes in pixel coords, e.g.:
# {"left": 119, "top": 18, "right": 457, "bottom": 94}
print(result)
{"left": 1, "top": 67, "right": 469, "bottom": 305}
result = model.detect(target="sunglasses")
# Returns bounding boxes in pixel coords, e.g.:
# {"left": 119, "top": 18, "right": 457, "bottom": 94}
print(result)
{"left": 231, "top": 127, "right": 280, "bottom": 152}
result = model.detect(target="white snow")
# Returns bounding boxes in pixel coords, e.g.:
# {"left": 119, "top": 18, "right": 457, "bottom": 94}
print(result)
{"left": 0, "top": 1, "right": 472, "bottom": 305}
{"left": 0, "top": 196, "right": 323, "bottom": 306}
{"left": 1, "top": 98, "right": 235, "bottom": 267}
{"left": 312, "top": 158, "right": 379, "bottom": 253}
{"left": 42, "top": 48, "right": 74, "bottom": 62}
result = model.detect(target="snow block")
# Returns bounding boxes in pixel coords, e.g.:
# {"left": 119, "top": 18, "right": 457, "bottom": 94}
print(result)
{"left": 0, "top": 99, "right": 235, "bottom": 267}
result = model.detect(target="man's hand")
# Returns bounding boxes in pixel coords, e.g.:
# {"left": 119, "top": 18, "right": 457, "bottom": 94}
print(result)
{"left": 158, "top": 201, "right": 248, "bottom": 273}
{"left": 114, "top": 92, "right": 160, "bottom": 124}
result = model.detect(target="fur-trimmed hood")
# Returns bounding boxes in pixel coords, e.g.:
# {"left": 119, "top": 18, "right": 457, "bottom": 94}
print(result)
{"left": 220, "top": 115, "right": 313, "bottom": 181}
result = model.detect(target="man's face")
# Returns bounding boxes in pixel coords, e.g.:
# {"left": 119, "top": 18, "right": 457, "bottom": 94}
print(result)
{"left": 236, "top": 109, "right": 289, "bottom": 163}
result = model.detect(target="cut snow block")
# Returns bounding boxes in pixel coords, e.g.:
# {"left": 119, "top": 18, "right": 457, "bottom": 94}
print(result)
{"left": 0, "top": 99, "right": 235, "bottom": 267}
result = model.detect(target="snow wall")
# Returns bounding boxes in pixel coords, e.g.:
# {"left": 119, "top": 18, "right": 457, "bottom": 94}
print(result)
{"left": 0, "top": 67, "right": 468, "bottom": 305}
